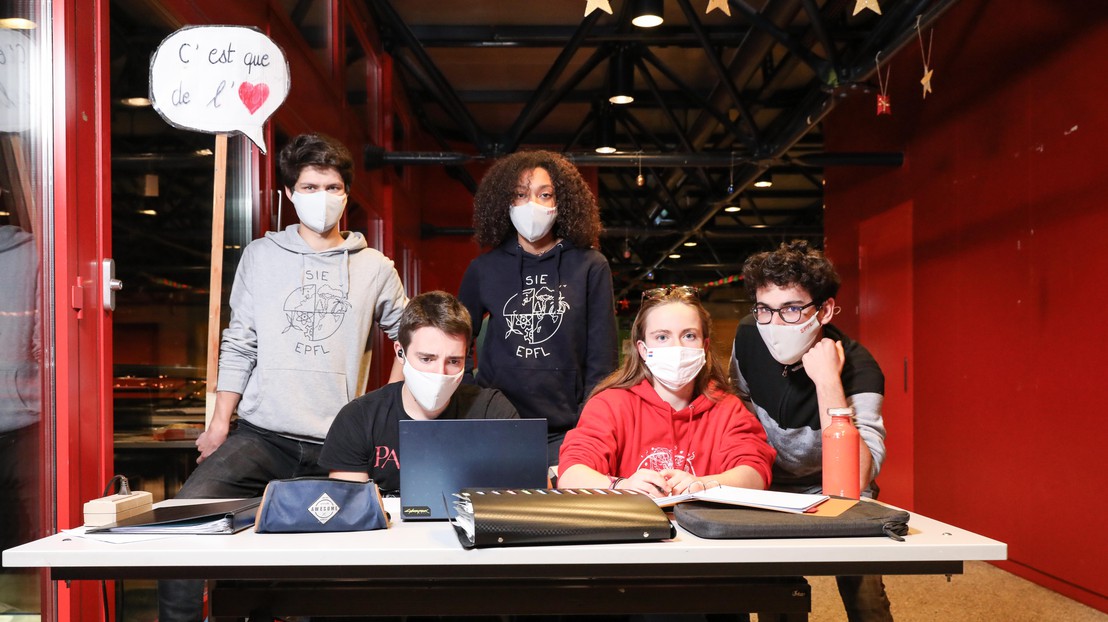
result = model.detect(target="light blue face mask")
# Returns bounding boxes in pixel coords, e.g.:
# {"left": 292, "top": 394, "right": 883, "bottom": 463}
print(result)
{"left": 509, "top": 201, "right": 557, "bottom": 242}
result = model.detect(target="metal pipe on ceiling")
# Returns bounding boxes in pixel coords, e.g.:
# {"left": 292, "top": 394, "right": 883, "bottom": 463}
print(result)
{"left": 363, "top": 149, "right": 903, "bottom": 169}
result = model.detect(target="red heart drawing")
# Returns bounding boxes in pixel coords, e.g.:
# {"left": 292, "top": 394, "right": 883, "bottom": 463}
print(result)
{"left": 238, "top": 82, "right": 270, "bottom": 115}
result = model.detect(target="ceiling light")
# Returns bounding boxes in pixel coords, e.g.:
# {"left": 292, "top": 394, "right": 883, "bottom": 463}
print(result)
{"left": 595, "top": 107, "right": 617, "bottom": 154}
{"left": 608, "top": 48, "right": 634, "bottom": 105}
{"left": 120, "top": 97, "right": 152, "bottom": 107}
{"left": 668, "top": 253, "right": 681, "bottom": 259}
{"left": 753, "top": 172, "right": 773, "bottom": 188}
{"left": 683, "top": 241, "right": 698, "bottom": 247}
{"left": 143, "top": 173, "right": 159, "bottom": 197}
{"left": 0, "top": 18, "right": 37, "bottom": 29}
{"left": 137, "top": 209, "right": 157, "bottom": 216}
{"left": 0, "top": 210, "right": 10, "bottom": 217}
{"left": 631, "top": 0, "right": 664, "bottom": 27}
{"left": 724, "top": 205, "right": 741, "bottom": 213}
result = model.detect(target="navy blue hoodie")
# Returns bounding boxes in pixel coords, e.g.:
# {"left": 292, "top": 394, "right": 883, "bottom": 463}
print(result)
{"left": 458, "top": 239, "right": 618, "bottom": 435}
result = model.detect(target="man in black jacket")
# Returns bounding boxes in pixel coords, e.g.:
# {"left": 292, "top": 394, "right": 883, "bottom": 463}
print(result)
{"left": 730, "top": 240, "right": 891, "bottom": 622}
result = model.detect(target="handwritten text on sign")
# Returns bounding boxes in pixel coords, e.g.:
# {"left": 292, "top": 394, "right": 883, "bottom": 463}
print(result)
{"left": 149, "top": 26, "right": 289, "bottom": 153}
{"left": 0, "top": 29, "right": 34, "bottom": 133}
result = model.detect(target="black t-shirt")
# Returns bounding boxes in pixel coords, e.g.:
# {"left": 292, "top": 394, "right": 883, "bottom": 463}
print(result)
{"left": 318, "top": 382, "right": 519, "bottom": 495}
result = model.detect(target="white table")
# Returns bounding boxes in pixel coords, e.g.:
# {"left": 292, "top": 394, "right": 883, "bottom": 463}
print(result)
{"left": 3, "top": 498, "right": 1006, "bottom": 620}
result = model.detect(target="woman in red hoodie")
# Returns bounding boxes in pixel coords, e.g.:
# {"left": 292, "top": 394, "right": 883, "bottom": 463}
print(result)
{"left": 558, "top": 285, "right": 776, "bottom": 496}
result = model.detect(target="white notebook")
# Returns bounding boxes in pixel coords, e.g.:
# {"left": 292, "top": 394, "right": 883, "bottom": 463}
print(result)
{"left": 653, "top": 485, "right": 828, "bottom": 514}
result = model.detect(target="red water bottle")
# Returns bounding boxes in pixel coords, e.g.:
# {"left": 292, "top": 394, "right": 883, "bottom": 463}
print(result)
{"left": 822, "top": 407, "right": 861, "bottom": 499}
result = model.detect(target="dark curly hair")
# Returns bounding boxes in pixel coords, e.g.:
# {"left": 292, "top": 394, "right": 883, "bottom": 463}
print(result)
{"left": 472, "top": 150, "right": 601, "bottom": 248}
{"left": 277, "top": 133, "right": 354, "bottom": 191}
{"left": 742, "top": 240, "right": 841, "bottom": 303}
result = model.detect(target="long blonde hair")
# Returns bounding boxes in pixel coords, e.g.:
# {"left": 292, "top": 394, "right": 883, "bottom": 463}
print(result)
{"left": 589, "top": 286, "right": 731, "bottom": 401}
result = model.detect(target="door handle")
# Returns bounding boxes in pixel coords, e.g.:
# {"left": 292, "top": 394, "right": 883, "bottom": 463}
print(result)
{"left": 103, "top": 258, "right": 123, "bottom": 311}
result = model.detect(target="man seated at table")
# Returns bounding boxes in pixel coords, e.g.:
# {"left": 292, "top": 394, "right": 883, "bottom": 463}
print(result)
{"left": 320, "top": 290, "right": 519, "bottom": 492}
{"left": 730, "top": 240, "right": 890, "bottom": 621}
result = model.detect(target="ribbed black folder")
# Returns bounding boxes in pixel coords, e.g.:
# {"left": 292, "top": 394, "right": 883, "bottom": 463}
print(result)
{"left": 450, "top": 488, "right": 675, "bottom": 549}
{"left": 87, "top": 498, "right": 262, "bottom": 535}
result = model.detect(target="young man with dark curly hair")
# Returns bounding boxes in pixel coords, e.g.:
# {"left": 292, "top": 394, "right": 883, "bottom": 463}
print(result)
{"left": 458, "top": 150, "right": 618, "bottom": 465}
{"left": 730, "top": 239, "right": 891, "bottom": 621}
{"left": 159, "top": 133, "right": 408, "bottom": 622}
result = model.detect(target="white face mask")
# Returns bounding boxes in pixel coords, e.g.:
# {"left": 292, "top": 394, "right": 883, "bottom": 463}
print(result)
{"left": 292, "top": 191, "right": 348, "bottom": 234}
{"left": 641, "top": 346, "right": 706, "bottom": 392}
{"left": 756, "top": 310, "right": 822, "bottom": 365}
{"left": 402, "top": 358, "right": 463, "bottom": 413}
{"left": 509, "top": 201, "right": 558, "bottom": 243}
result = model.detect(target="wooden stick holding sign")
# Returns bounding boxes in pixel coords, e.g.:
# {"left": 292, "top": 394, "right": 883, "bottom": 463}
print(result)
{"left": 205, "top": 133, "right": 228, "bottom": 426}
{"left": 148, "top": 25, "right": 289, "bottom": 426}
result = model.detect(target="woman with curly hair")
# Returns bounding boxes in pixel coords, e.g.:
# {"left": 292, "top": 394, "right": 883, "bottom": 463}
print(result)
{"left": 458, "top": 150, "right": 618, "bottom": 465}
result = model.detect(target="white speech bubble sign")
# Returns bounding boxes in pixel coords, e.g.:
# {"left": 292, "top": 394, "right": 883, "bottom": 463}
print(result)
{"left": 149, "top": 25, "right": 289, "bottom": 154}
{"left": 0, "top": 29, "right": 34, "bottom": 133}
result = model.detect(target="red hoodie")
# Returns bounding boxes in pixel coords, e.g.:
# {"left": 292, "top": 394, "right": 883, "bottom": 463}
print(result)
{"left": 558, "top": 379, "right": 776, "bottom": 486}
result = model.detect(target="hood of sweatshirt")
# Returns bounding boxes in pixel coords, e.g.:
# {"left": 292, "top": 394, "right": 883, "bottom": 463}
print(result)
{"left": 497, "top": 236, "right": 574, "bottom": 293}
{"left": 265, "top": 224, "right": 368, "bottom": 294}
{"left": 266, "top": 223, "right": 368, "bottom": 254}
{"left": 628, "top": 378, "right": 717, "bottom": 422}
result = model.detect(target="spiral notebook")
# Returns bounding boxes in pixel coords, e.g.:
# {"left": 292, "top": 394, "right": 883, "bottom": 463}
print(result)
{"left": 653, "top": 485, "right": 829, "bottom": 514}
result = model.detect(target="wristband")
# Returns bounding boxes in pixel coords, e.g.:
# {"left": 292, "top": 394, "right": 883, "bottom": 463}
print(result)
{"left": 609, "top": 477, "right": 625, "bottom": 490}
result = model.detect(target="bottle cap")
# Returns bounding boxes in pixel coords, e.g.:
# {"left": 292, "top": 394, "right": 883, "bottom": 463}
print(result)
{"left": 827, "top": 407, "right": 855, "bottom": 416}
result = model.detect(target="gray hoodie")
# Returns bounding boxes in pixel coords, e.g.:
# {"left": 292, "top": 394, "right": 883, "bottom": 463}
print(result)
{"left": 217, "top": 224, "right": 408, "bottom": 440}
{"left": 0, "top": 225, "right": 40, "bottom": 433}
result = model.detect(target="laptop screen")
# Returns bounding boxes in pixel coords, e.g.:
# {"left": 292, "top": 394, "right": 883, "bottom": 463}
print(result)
{"left": 398, "top": 418, "right": 548, "bottom": 520}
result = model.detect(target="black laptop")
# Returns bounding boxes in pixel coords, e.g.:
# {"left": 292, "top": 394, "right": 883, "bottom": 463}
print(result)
{"left": 398, "top": 418, "right": 548, "bottom": 520}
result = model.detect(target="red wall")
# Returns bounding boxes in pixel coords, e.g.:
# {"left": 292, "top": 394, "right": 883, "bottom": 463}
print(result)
{"left": 824, "top": 0, "right": 1107, "bottom": 612}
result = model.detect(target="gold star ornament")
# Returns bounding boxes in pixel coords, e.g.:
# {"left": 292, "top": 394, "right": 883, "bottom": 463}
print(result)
{"left": 585, "top": 0, "right": 613, "bottom": 17}
{"left": 707, "top": 0, "right": 731, "bottom": 16}
{"left": 853, "top": 0, "right": 882, "bottom": 16}
{"left": 920, "top": 67, "right": 934, "bottom": 98}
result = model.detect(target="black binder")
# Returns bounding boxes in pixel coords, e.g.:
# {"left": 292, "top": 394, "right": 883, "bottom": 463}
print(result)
{"left": 674, "top": 498, "right": 910, "bottom": 541}
{"left": 450, "top": 488, "right": 676, "bottom": 549}
{"left": 86, "top": 498, "right": 262, "bottom": 535}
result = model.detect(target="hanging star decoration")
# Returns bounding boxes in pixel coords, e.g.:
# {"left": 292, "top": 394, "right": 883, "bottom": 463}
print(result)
{"left": 584, "top": 0, "right": 612, "bottom": 17}
{"left": 916, "top": 17, "right": 934, "bottom": 98}
{"left": 853, "top": 0, "right": 881, "bottom": 16}
{"left": 706, "top": 0, "right": 731, "bottom": 16}
{"left": 920, "top": 68, "right": 933, "bottom": 98}
{"left": 875, "top": 52, "right": 892, "bottom": 115}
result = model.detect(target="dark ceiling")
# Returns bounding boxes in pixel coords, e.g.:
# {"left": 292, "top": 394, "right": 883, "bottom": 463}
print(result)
{"left": 364, "top": 0, "right": 956, "bottom": 296}
{"left": 108, "top": 0, "right": 958, "bottom": 302}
